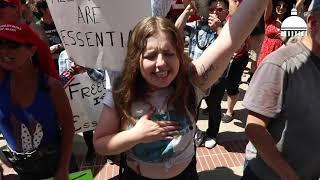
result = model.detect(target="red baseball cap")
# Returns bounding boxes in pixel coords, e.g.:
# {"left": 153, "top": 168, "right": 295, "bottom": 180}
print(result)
{"left": 0, "top": 23, "right": 33, "bottom": 44}
{"left": 0, "top": 22, "right": 59, "bottom": 79}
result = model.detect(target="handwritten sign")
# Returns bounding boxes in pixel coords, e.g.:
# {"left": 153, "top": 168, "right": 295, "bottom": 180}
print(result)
{"left": 64, "top": 72, "right": 106, "bottom": 133}
{"left": 47, "top": 0, "right": 152, "bottom": 71}
{"left": 44, "top": 169, "right": 93, "bottom": 180}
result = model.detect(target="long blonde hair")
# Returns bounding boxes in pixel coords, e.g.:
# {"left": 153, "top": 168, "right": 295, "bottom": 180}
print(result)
{"left": 113, "top": 16, "right": 196, "bottom": 129}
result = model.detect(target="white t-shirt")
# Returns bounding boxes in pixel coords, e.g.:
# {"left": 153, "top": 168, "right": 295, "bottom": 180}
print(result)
{"left": 102, "top": 82, "right": 206, "bottom": 178}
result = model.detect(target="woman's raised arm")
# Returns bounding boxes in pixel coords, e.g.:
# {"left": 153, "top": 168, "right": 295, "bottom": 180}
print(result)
{"left": 190, "top": 0, "right": 269, "bottom": 92}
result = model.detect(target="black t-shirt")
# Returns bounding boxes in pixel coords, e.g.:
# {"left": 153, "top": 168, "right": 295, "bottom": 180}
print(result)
{"left": 38, "top": 21, "right": 61, "bottom": 46}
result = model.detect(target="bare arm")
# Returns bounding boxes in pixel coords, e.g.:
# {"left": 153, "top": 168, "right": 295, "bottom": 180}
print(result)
{"left": 264, "top": 0, "right": 273, "bottom": 21}
{"left": 175, "top": 3, "right": 196, "bottom": 34}
{"left": 49, "top": 78, "right": 75, "bottom": 179}
{"left": 93, "top": 106, "right": 180, "bottom": 155}
{"left": 245, "top": 111, "right": 300, "bottom": 180}
{"left": 93, "top": 106, "right": 138, "bottom": 155}
{"left": 296, "top": 0, "right": 305, "bottom": 15}
{"left": 190, "top": 0, "right": 268, "bottom": 92}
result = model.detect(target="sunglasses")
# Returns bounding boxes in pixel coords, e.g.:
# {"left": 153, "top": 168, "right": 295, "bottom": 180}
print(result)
{"left": 0, "top": 40, "right": 29, "bottom": 49}
{"left": 0, "top": 1, "right": 16, "bottom": 9}
{"left": 209, "top": 2, "right": 227, "bottom": 13}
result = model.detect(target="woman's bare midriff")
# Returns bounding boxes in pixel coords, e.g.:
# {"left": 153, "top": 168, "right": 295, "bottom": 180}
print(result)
{"left": 126, "top": 158, "right": 192, "bottom": 179}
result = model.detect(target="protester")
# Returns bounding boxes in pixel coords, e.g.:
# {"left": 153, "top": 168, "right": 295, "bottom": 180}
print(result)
{"left": 242, "top": 0, "right": 320, "bottom": 179}
{"left": 176, "top": 0, "right": 229, "bottom": 148}
{"left": 206, "top": 0, "right": 249, "bottom": 126}
{"left": 176, "top": 0, "right": 228, "bottom": 60}
{"left": 196, "top": 0, "right": 249, "bottom": 149}
{"left": 93, "top": 0, "right": 269, "bottom": 179}
{"left": 0, "top": 22, "right": 77, "bottom": 179}
{"left": 35, "top": 0, "right": 64, "bottom": 70}
{"left": 257, "top": 0, "right": 292, "bottom": 66}
{"left": 58, "top": 50, "right": 104, "bottom": 162}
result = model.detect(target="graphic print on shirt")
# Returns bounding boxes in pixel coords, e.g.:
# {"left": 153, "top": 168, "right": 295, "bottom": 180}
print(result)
{"left": 9, "top": 112, "right": 44, "bottom": 152}
{"left": 45, "top": 29, "right": 61, "bottom": 45}
{"left": 131, "top": 110, "right": 193, "bottom": 163}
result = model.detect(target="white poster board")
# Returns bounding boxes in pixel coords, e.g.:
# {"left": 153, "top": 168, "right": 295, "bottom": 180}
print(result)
{"left": 64, "top": 73, "right": 106, "bottom": 133}
{"left": 47, "top": 0, "right": 152, "bottom": 71}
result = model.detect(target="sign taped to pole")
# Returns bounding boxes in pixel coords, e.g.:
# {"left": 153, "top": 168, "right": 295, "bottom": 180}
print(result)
{"left": 46, "top": 0, "right": 151, "bottom": 71}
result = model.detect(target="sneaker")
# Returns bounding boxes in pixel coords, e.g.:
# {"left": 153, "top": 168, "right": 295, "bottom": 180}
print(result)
{"left": 194, "top": 129, "right": 205, "bottom": 147}
{"left": 221, "top": 113, "right": 234, "bottom": 123}
{"left": 204, "top": 137, "right": 217, "bottom": 149}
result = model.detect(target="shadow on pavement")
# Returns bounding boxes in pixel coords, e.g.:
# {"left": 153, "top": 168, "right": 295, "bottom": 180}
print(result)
{"left": 218, "top": 131, "right": 246, "bottom": 144}
{"left": 198, "top": 167, "right": 242, "bottom": 180}
{"left": 217, "top": 132, "right": 248, "bottom": 154}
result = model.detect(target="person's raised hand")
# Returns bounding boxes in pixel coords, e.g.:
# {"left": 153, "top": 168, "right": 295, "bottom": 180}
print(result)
{"left": 131, "top": 107, "right": 180, "bottom": 144}
{"left": 184, "top": 1, "right": 197, "bottom": 16}
{"left": 296, "top": 0, "right": 305, "bottom": 15}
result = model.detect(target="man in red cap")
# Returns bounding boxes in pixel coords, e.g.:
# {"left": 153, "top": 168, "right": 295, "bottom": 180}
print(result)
{"left": 0, "top": 0, "right": 21, "bottom": 23}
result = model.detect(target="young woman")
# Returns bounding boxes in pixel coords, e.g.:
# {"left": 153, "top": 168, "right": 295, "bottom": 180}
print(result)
{"left": 0, "top": 22, "right": 77, "bottom": 180}
{"left": 93, "top": 0, "right": 269, "bottom": 179}
{"left": 257, "top": 0, "right": 292, "bottom": 66}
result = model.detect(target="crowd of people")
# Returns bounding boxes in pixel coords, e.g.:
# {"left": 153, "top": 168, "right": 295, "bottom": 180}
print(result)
{"left": 0, "top": 0, "right": 320, "bottom": 179}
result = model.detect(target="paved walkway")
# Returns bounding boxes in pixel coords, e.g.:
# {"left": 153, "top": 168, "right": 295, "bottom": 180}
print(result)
{"left": 0, "top": 70, "right": 252, "bottom": 180}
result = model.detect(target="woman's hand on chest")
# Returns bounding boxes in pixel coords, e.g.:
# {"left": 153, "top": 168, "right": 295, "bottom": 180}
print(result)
{"left": 131, "top": 107, "right": 181, "bottom": 144}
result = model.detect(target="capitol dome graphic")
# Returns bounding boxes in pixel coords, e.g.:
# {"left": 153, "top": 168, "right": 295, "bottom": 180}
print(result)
{"left": 281, "top": 7, "right": 307, "bottom": 37}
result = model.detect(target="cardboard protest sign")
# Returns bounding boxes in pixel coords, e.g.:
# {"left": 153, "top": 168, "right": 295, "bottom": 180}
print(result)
{"left": 47, "top": 0, "right": 152, "bottom": 71}
{"left": 44, "top": 169, "right": 93, "bottom": 180}
{"left": 63, "top": 72, "right": 106, "bottom": 133}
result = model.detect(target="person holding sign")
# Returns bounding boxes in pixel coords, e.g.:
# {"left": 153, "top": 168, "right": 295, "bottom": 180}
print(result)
{"left": 93, "top": 0, "right": 269, "bottom": 179}
{"left": 58, "top": 50, "right": 107, "bottom": 162}
{"left": 0, "top": 22, "right": 77, "bottom": 180}
{"left": 35, "top": 0, "right": 64, "bottom": 71}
